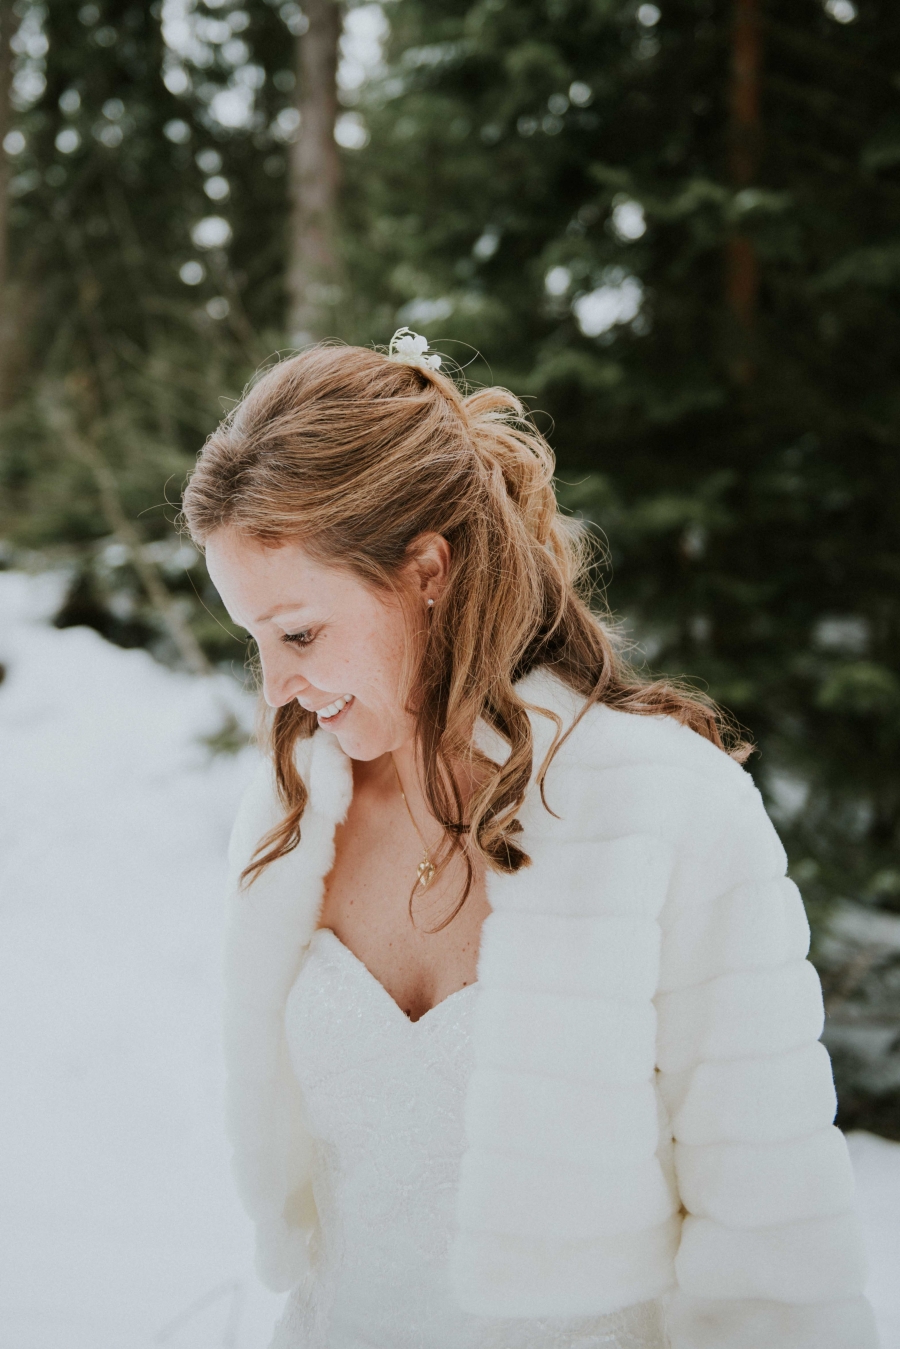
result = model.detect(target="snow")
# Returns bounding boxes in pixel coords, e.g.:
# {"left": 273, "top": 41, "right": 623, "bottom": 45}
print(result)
{"left": 0, "top": 570, "right": 898, "bottom": 1349}
{"left": 0, "top": 572, "right": 283, "bottom": 1348}
{"left": 848, "top": 1131, "right": 900, "bottom": 1348}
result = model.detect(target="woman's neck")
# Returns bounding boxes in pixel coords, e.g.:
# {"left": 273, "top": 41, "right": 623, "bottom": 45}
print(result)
{"left": 352, "top": 737, "right": 478, "bottom": 833}
{"left": 351, "top": 739, "right": 427, "bottom": 815}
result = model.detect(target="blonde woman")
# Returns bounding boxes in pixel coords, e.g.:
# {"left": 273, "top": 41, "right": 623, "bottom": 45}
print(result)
{"left": 182, "top": 333, "right": 877, "bottom": 1349}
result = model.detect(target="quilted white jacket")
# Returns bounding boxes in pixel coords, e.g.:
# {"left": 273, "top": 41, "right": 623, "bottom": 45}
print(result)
{"left": 223, "top": 668, "right": 878, "bottom": 1348}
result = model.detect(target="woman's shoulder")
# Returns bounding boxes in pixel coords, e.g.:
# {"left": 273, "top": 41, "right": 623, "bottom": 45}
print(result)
{"left": 522, "top": 670, "right": 785, "bottom": 894}
{"left": 585, "top": 700, "right": 750, "bottom": 792}
{"left": 521, "top": 666, "right": 752, "bottom": 796}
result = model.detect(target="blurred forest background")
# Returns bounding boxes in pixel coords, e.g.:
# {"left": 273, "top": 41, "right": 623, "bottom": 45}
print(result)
{"left": 0, "top": 0, "right": 898, "bottom": 1136}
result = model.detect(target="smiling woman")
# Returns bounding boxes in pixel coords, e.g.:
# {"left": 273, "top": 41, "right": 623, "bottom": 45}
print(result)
{"left": 180, "top": 338, "right": 877, "bottom": 1349}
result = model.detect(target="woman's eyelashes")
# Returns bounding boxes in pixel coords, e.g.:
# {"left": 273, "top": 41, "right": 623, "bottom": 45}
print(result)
{"left": 281, "top": 628, "right": 316, "bottom": 648}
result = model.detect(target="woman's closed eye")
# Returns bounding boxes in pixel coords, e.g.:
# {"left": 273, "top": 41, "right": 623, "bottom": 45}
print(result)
{"left": 281, "top": 629, "right": 315, "bottom": 648}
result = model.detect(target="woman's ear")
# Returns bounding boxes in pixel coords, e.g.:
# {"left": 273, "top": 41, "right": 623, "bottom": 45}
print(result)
{"left": 405, "top": 532, "right": 452, "bottom": 603}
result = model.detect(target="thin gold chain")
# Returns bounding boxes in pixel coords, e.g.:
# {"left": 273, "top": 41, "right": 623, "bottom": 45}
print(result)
{"left": 391, "top": 755, "right": 436, "bottom": 889}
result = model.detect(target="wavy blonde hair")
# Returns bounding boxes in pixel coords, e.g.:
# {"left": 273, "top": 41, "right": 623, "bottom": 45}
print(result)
{"left": 182, "top": 343, "right": 748, "bottom": 919}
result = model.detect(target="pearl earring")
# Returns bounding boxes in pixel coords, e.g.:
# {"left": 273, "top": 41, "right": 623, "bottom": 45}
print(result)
{"left": 427, "top": 598, "right": 434, "bottom": 608}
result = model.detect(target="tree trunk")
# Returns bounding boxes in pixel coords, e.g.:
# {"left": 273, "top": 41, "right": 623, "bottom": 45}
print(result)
{"left": 286, "top": 0, "right": 342, "bottom": 347}
{"left": 726, "top": 0, "right": 763, "bottom": 384}
{"left": 0, "top": 0, "right": 16, "bottom": 411}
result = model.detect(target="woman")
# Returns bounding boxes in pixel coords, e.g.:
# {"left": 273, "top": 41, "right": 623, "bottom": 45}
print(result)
{"left": 182, "top": 333, "right": 877, "bottom": 1349}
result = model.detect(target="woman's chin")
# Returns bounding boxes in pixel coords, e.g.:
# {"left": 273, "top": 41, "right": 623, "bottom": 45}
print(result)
{"left": 327, "top": 724, "right": 387, "bottom": 762}
{"left": 320, "top": 704, "right": 413, "bottom": 762}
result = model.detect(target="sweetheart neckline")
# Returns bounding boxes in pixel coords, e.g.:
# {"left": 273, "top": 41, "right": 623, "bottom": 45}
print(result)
{"left": 311, "top": 926, "right": 479, "bottom": 1026}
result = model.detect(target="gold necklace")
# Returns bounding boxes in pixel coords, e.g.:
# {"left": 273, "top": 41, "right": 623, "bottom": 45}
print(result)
{"left": 391, "top": 756, "right": 436, "bottom": 889}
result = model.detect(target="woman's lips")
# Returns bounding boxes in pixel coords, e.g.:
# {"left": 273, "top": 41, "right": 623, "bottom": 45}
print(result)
{"left": 315, "top": 694, "right": 354, "bottom": 725}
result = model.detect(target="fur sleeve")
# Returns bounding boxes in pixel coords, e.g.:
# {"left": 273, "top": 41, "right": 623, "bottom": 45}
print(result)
{"left": 656, "top": 771, "right": 879, "bottom": 1348}
{"left": 221, "top": 734, "right": 352, "bottom": 1292}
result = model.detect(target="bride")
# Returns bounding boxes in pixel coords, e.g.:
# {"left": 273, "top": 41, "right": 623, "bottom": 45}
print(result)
{"left": 182, "top": 331, "right": 876, "bottom": 1348}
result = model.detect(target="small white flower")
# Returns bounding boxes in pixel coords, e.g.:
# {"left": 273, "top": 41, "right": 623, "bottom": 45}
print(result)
{"left": 388, "top": 326, "right": 442, "bottom": 371}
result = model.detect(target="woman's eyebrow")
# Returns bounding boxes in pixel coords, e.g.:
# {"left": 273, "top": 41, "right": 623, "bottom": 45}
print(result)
{"left": 255, "top": 601, "right": 309, "bottom": 623}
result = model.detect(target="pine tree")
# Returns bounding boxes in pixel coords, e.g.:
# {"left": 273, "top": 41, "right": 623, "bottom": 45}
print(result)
{"left": 0, "top": 0, "right": 257, "bottom": 663}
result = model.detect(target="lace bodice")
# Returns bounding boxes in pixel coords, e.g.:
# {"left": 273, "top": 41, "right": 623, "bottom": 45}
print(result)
{"left": 272, "top": 926, "right": 666, "bottom": 1349}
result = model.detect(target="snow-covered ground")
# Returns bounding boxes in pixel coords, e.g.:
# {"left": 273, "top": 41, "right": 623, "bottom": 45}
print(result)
{"left": 0, "top": 570, "right": 898, "bottom": 1349}
{"left": 0, "top": 572, "right": 283, "bottom": 1349}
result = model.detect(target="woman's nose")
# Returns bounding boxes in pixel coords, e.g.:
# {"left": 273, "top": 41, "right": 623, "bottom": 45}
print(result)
{"left": 259, "top": 649, "right": 307, "bottom": 709}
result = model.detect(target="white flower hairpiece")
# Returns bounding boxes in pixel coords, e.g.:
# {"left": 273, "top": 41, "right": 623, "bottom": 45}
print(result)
{"left": 388, "top": 326, "right": 442, "bottom": 372}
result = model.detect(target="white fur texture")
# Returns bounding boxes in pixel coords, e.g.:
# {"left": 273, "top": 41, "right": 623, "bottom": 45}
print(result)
{"left": 223, "top": 669, "right": 876, "bottom": 1346}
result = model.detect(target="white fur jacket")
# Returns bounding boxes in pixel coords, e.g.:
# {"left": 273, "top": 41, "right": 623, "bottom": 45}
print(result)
{"left": 224, "top": 669, "right": 878, "bottom": 1349}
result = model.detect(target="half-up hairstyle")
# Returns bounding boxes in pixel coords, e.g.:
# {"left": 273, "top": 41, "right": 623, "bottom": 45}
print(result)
{"left": 182, "top": 343, "right": 749, "bottom": 922}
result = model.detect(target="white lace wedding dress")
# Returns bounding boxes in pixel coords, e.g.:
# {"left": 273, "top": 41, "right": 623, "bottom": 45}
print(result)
{"left": 271, "top": 926, "right": 667, "bottom": 1349}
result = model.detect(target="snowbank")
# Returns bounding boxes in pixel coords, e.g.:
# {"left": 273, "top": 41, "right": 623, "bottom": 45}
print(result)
{"left": 0, "top": 571, "right": 897, "bottom": 1348}
{"left": 0, "top": 572, "right": 283, "bottom": 1348}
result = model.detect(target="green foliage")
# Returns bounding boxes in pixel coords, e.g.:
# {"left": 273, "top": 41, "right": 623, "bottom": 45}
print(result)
{"left": 0, "top": 0, "right": 283, "bottom": 654}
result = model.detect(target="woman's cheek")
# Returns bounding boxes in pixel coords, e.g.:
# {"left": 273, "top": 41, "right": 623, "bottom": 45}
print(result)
{"left": 309, "top": 652, "right": 357, "bottom": 694}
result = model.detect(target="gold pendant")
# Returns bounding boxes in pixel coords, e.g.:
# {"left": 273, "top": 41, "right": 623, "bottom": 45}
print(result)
{"left": 417, "top": 856, "right": 436, "bottom": 888}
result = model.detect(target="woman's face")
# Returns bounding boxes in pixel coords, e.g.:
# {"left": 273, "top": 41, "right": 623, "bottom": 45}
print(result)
{"left": 205, "top": 527, "right": 445, "bottom": 761}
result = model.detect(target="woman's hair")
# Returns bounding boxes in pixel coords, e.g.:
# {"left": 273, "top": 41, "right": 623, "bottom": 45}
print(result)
{"left": 182, "top": 343, "right": 749, "bottom": 921}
